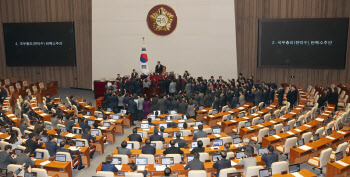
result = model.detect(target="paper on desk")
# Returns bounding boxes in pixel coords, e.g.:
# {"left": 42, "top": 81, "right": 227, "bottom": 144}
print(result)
{"left": 243, "top": 117, "right": 250, "bottom": 120}
{"left": 251, "top": 114, "right": 259, "bottom": 116}
{"left": 11, "top": 118, "right": 17, "bottom": 121}
{"left": 0, "top": 132, "right": 3, "bottom": 135}
{"left": 326, "top": 136, "right": 335, "bottom": 140}
{"left": 280, "top": 117, "right": 286, "bottom": 120}
{"left": 96, "top": 118, "right": 103, "bottom": 121}
{"left": 69, "top": 146, "right": 79, "bottom": 151}
{"left": 290, "top": 112, "right": 297, "bottom": 115}
{"left": 115, "top": 165, "right": 122, "bottom": 170}
{"left": 233, "top": 144, "right": 242, "bottom": 148}
{"left": 230, "top": 120, "right": 237, "bottom": 123}
{"left": 65, "top": 133, "right": 76, "bottom": 138}
{"left": 258, "top": 111, "right": 264, "bottom": 114}
{"left": 244, "top": 105, "right": 249, "bottom": 107}
{"left": 40, "top": 161, "right": 51, "bottom": 166}
{"left": 5, "top": 136, "right": 10, "bottom": 140}
{"left": 247, "top": 127, "right": 254, "bottom": 130}
{"left": 294, "top": 129, "right": 302, "bottom": 132}
{"left": 231, "top": 161, "right": 237, "bottom": 166}
{"left": 257, "top": 125, "right": 264, "bottom": 128}
{"left": 178, "top": 120, "right": 185, "bottom": 123}
{"left": 270, "top": 121, "right": 276, "bottom": 123}
{"left": 304, "top": 124, "right": 312, "bottom": 128}
{"left": 325, "top": 111, "right": 332, "bottom": 113}
{"left": 209, "top": 115, "right": 214, "bottom": 118}
{"left": 238, "top": 107, "right": 245, "bottom": 110}
{"left": 315, "top": 118, "right": 324, "bottom": 122}
{"left": 322, "top": 113, "right": 329, "bottom": 116}
{"left": 271, "top": 105, "right": 277, "bottom": 107}
{"left": 98, "top": 127, "right": 108, "bottom": 130}
{"left": 201, "top": 109, "right": 207, "bottom": 112}
{"left": 193, "top": 127, "right": 198, "bottom": 130}
{"left": 214, "top": 134, "right": 221, "bottom": 138}
{"left": 29, "top": 126, "right": 34, "bottom": 129}
{"left": 228, "top": 111, "right": 234, "bottom": 113}
{"left": 291, "top": 172, "right": 304, "bottom": 177}
{"left": 287, "top": 131, "right": 294, "bottom": 135}
{"left": 40, "top": 113, "right": 48, "bottom": 116}
{"left": 32, "top": 107, "right": 39, "bottom": 109}
{"left": 267, "top": 107, "right": 273, "bottom": 109}
{"left": 298, "top": 145, "right": 312, "bottom": 151}
{"left": 335, "top": 161, "right": 349, "bottom": 166}
{"left": 272, "top": 135, "right": 281, "bottom": 139}
{"left": 156, "top": 165, "right": 166, "bottom": 171}
{"left": 337, "top": 131, "right": 346, "bottom": 134}
{"left": 137, "top": 166, "right": 146, "bottom": 171}
{"left": 105, "top": 111, "right": 111, "bottom": 114}
{"left": 295, "top": 108, "right": 302, "bottom": 110}
{"left": 7, "top": 114, "right": 15, "bottom": 117}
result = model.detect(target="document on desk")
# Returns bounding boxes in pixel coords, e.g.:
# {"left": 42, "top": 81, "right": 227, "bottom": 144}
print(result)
{"left": 267, "top": 107, "right": 273, "bottom": 109}
{"left": 228, "top": 111, "right": 234, "bottom": 113}
{"left": 298, "top": 145, "right": 312, "bottom": 151}
{"left": 325, "top": 136, "right": 335, "bottom": 140}
{"left": 156, "top": 165, "right": 166, "bottom": 171}
{"left": 335, "top": 161, "right": 349, "bottom": 166}
{"left": 325, "top": 110, "right": 332, "bottom": 113}
{"left": 270, "top": 121, "right": 276, "bottom": 123}
{"left": 7, "top": 114, "right": 15, "bottom": 117}
{"left": 238, "top": 107, "right": 245, "bottom": 110}
{"left": 65, "top": 133, "right": 76, "bottom": 138}
{"left": 214, "top": 134, "right": 221, "bottom": 138}
{"left": 40, "top": 161, "right": 51, "bottom": 166}
{"left": 257, "top": 125, "right": 264, "bottom": 128}
{"left": 295, "top": 108, "right": 302, "bottom": 110}
{"left": 258, "top": 111, "right": 264, "bottom": 114}
{"left": 11, "top": 118, "right": 17, "bottom": 121}
{"left": 201, "top": 109, "right": 207, "bottom": 112}
{"left": 96, "top": 118, "right": 104, "bottom": 121}
{"left": 193, "top": 127, "right": 198, "bottom": 130}
{"left": 115, "top": 165, "right": 122, "bottom": 170}
{"left": 178, "top": 120, "right": 185, "bottom": 123}
{"left": 209, "top": 115, "right": 214, "bottom": 118}
{"left": 230, "top": 120, "right": 237, "bottom": 123}
{"left": 290, "top": 112, "right": 297, "bottom": 114}
{"left": 211, "top": 146, "right": 220, "bottom": 150}
{"left": 294, "top": 129, "right": 301, "bottom": 132}
{"left": 315, "top": 118, "right": 324, "bottom": 122}
{"left": 40, "top": 113, "right": 48, "bottom": 116}
{"left": 272, "top": 135, "right": 281, "bottom": 139}
{"left": 105, "top": 111, "right": 111, "bottom": 114}
{"left": 304, "top": 124, "right": 312, "bottom": 127}
{"left": 231, "top": 161, "right": 237, "bottom": 166}
{"left": 280, "top": 117, "right": 286, "bottom": 120}
{"left": 251, "top": 114, "right": 259, "bottom": 116}
{"left": 137, "top": 166, "right": 146, "bottom": 171}
{"left": 287, "top": 131, "right": 294, "bottom": 135}
{"left": 243, "top": 117, "right": 250, "bottom": 120}
{"left": 337, "top": 131, "right": 347, "bottom": 134}
{"left": 69, "top": 146, "right": 79, "bottom": 151}
{"left": 98, "top": 126, "right": 108, "bottom": 130}
{"left": 291, "top": 172, "right": 304, "bottom": 177}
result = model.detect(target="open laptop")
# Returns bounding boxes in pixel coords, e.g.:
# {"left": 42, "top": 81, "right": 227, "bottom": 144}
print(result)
{"left": 161, "top": 157, "right": 174, "bottom": 166}
{"left": 55, "top": 154, "right": 66, "bottom": 162}
{"left": 74, "top": 118, "right": 80, "bottom": 124}
{"left": 195, "top": 121, "right": 203, "bottom": 126}
{"left": 98, "top": 113, "right": 103, "bottom": 118}
{"left": 233, "top": 137, "right": 242, "bottom": 144}
{"left": 187, "top": 156, "right": 194, "bottom": 162}
{"left": 169, "top": 110, "right": 177, "bottom": 115}
{"left": 327, "top": 128, "right": 333, "bottom": 136}
{"left": 103, "top": 122, "right": 111, "bottom": 128}
{"left": 289, "top": 163, "right": 300, "bottom": 173}
{"left": 91, "top": 129, "right": 99, "bottom": 136}
{"left": 199, "top": 106, "right": 204, "bottom": 110}
{"left": 137, "top": 132, "right": 143, "bottom": 138}
{"left": 283, "top": 125, "right": 290, "bottom": 132}
{"left": 40, "top": 136, "right": 48, "bottom": 143}
{"left": 178, "top": 123, "right": 184, "bottom": 129}
{"left": 191, "top": 141, "right": 198, "bottom": 148}
{"left": 259, "top": 168, "right": 272, "bottom": 177}
{"left": 213, "top": 127, "right": 221, "bottom": 134}
{"left": 159, "top": 123, "right": 168, "bottom": 129}
{"left": 135, "top": 158, "right": 148, "bottom": 170}
{"left": 107, "top": 108, "right": 112, "bottom": 112}
{"left": 86, "top": 111, "right": 91, "bottom": 116}
{"left": 212, "top": 110, "right": 218, "bottom": 115}
{"left": 296, "top": 121, "right": 301, "bottom": 128}
{"left": 76, "top": 140, "right": 85, "bottom": 147}
{"left": 258, "top": 118, "right": 265, "bottom": 124}
{"left": 121, "top": 109, "right": 127, "bottom": 115}
{"left": 335, "top": 151, "right": 343, "bottom": 161}
{"left": 87, "top": 120, "right": 95, "bottom": 126}
{"left": 126, "top": 143, "right": 134, "bottom": 150}
{"left": 245, "top": 122, "right": 252, "bottom": 128}
{"left": 269, "top": 129, "right": 276, "bottom": 136}
{"left": 236, "top": 151, "right": 245, "bottom": 159}
{"left": 111, "top": 157, "right": 122, "bottom": 165}
{"left": 213, "top": 139, "right": 223, "bottom": 146}
{"left": 35, "top": 152, "right": 44, "bottom": 160}
{"left": 140, "top": 123, "right": 149, "bottom": 129}
{"left": 212, "top": 154, "right": 222, "bottom": 162}
{"left": 112, "top": 114, "right": 120, "bottom": 120}
{"left": 313, "top": 133, "right": 320, "bottom": 141}
{"left": 227, "top": 172, "right": 242, "bottom": 177}
{"left": 297, "top": 139, "right": 304, "bottom": 147}
{"left": 258, "top": 148, "right": 267, "bottom": 156}
{"left": 45, "top": 124, "right": 52, "bottom": 130}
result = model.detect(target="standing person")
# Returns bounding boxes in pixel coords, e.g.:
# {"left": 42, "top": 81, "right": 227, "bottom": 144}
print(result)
{"left": 253, "top": 86, "right": 262, "bottom": 106}
{"left": 155, "top": 61, "right": 164, "bottom": 75}
{"left": 142, "top": 97, "right": 152, "bottom": 120}
{"left": 101, "top": 155, "right": 119, "bottom": 172}
{"left": 137, "top": 95, "right": 144, "bottom": 121}
{"left": 117, "top": 93, "right": 125, "bottom": 110}
{"left": 187, "top": 100, "right": 196, "bottom": 119}
{"left": 277, "top": 84, "right": 285, "bottom": 107}
{"left": 81, "top": 128, "right": 96, "bottom": 159}
{"left": 178, "top": 99, "right": 188, "bottom": 115}
{"left": 127, "top": 96, "right": 138, "bottom": 126}
{"left": 157, "top": 94, "right": 167, "bottom": 114}
{"left": 169, "top": 80, "right": 176, "bottom": 96}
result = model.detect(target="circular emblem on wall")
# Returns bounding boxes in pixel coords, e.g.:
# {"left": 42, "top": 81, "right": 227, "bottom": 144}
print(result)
{"left": 147, "top": 4, "right": 177, "bottom": 36}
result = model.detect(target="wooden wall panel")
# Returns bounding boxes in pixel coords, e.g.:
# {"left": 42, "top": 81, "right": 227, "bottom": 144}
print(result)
{"left": 235, "top": 0, "right": 350, "bottom": 88}
{"left": 0, "top": 0, "right": 92, "bottom": 89}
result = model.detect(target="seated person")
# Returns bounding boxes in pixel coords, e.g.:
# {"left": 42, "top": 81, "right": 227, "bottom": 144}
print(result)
{"left": 150, "top": 129, "right": 165, "bottom": 142}
{"left": 118, "top": 141, "right": 132, "bottom": 155}
{"left": 129, "top": 163, "right": 147, "bottom": 177}
{"left": 193, "top": 125, "right": 207, "bottom": 140}
{"left": 174, "top": 132, "right": 187, "bottom": 148}
{"left": 57, "top": 141, "right": 85, "bottom": 170}
{"left": 148, "top": 118, "right": 155, "bottom": 127}
{"left": 237, "top": 138, "right": 254, "bottom": 153}
{"left": 238, "top": 149, "right": 257, "bottom": 176}
{"left": 261, "top": 145, "right": 278, "bottom": 168}
{"left": 16, "top": 148, "right": 35, "bottom": 168}
{"left": 163, "top": 140, "right": 183, "bottom": 155}
{"left": 184, "top": 152, "right": 204, "bottom": 170}
{"left": 128, "top": 128, "right": 142, "bottom": 142}
{"left": 141, "top": 139, "right": 156, "bottom": 155}
{"left": 190, "top": 140, "right": 205, "bottom": 154}
{"left": 0, "top": 145, "right": 17, "bottom": 169}
{"left": 223, "top": 143, "right": 232, "bottom": 153}
{"left": 162, "top": 167, "right": 172, "bottom": 177}
{"left": 46, "top": 135, "right": 60, "bottom": 157}
{"left": 212, "top": 151, "right": 231, "bottom": 177}
{"left": 101, "top": 155, "right": 118, "bottom": 172}
{"left": 25, "top": 133, "right": 43, "bottom": 155}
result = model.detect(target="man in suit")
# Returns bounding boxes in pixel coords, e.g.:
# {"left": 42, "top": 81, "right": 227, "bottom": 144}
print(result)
{"left": 127, "top": 96, "right": 138, "bottom": 126}
{"left": 19, "top": 119, "right": 28, "bottom": 135}
{"left": 190, "top": 140, "right": 205, "bottom": 154}
{"left": 178, "top": 99, "right": 188, "bottom": 115}
{"left": 128, "top": 128, "right": 142, "bottom": 142}
{"left": 212, "top": 151, "right": 231, "bottom": 177}
{"left": 193, "top": 125, "right": 207, "bottom": 140}
{"left": 141, "top": 139, "right": 156, "bottom": 155}
{"left": 25, "top": 133, "right": 43, "bottom": 155}
{"left": 174, "top": 132, "right": 187, "bottom": 148}
{"left": 184, "top": 152, "right": 204, "bottom": 170}
{"left": 261, "top": 145, "right": 279, "bottom": 168}
{"left": 213, "top": 95, "right": 221, "bottom": 111}
{"left": 238, "top": 149, "right": 257, "bottom": 176}
{"left": 101, "top": 155, "right": 119, "bottom": 172}
{"left": 0, "top": 145, "right": 17, "bottom": 169}
{"left": 118, "top": 141, "right": 132, "bottom": 155}
{"left": 65, "top": 116, "right": 75, "bottom": 132}
{"left": 69, "top": 96, "right": 77, "bottom": 107}
{"left": 277, "top": 84, "right": 285, "bottom": 107}
{"left": 79, "top": 118, "right": 90, "bottom": 133}
{"left": 150, "top": 129, "right": 165, "bottom": 142}
{"left": 16, "top": 148, "right": 35, "bottom": 168}
{"left": 155, "top": 61, "right": 164, "bottom": 75}
{"left": 131, "top": 69, "right": 138, "bottom": 78}
{"left": 163, "top": 140, "right": 183, "bottom": 155}
{"left": 269, "top": 86, "right": 275, "bottom": 104}
{"left": 46, "top": 135, "right": 60, "bottom": 157}
{"left": 57, "top": 141, "right": 85, "bottom": 170}
{"left": 51, "top": 113, "right": 61, "bottom": 129}
{"left": 157, "top": 94, "right": 167, "bottom": 114}
{"left": 81, "top": 128, "right": 96, "bottom": 158}
{"left": 253, "top": 86, "right": 262, "bottom": 106}
{"left": 237, "top": 138, "right": 254, "bottom": 153}
{"left": 0, "top": 86, "right": 8, "bottom": 104}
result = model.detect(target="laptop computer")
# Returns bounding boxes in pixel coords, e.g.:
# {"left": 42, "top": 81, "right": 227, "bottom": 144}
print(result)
{"left": 191, "top": 141, "right": 198, "bottom": 148}
{"left": 40, "top": 136, "right": 48, "bottom": 143}
{"left": 199, "top": 106, "right": 204, "bottom": 110}
{"left": 259, "top": 168, "right": 272, "bottom": 177}
{"left": 126, "top": 143, "right": 134, "bottom": 150}
{"left": 121, "top": 109, "right": 127, "bottom": 115}
{"left": 137, "top": 132, "right": 143, "bottom": 138}
{"left": 227, "top": 172, "right": 242, "bottom": 177}
{"left": 297, "top": 139, "right": 304, "bottom": 147}
{"left": 45, "top": 124, "right": 52, "bottom": 130}
{"left": 88, "top": 120, "right": 95, "bottom": 126}
{"left": 170, "top": 110, "right": 177, "bottom": 115}
{"left": 335, "top": 151, "right": 343, "bottom": 161}
{"left": 86, "top": 111, "right": 91, "bottom": 116}
{"left": 233, "top": 137, "right": 242, "bottom": 144}
{"left": 313, "top": 133, "right": 320, "bottom": 141}
{"left": 213, "top": 127, "right": 221, "bottom": 134}
{"left": 98, "top": 113, "right": 103, "bottom": 118}
{"left": 212, "top": 154, "right": 222, "bottom": 162}
{"left": 55, "top": 154, "right": 66, "bottom": 162}
{"left": 76, "top": 140, "right": 85, "bottom": 147}
{"left": 74, "top": 118, "right": 80, "bottom": 124}
{"left": 289, "top": 163, "right": 300, "bottom": 173}
{"left": 258, "top": 118, "right": 265, "bottom": 124}
{"left": 245, "top": 122, "right": 252, "bottom": 128}
{"left": 14, "top": 149, "right": 24, "bottom": 156}
{"left": 283, "top": 125, "right": 290, "bottom": 132}
{"left": 107, "top": 108, "right": 112, "bottom": 112}
{"left": 161, "top": 157, "right": 174, "bottom": 166}
{"left": 212, "top": 110, "right": 218, "bottom": 115}
{"left": 112, "top": 114, "right": 120, "bottom": 120}
{"left": 195, "top": 121, "right": 203, "bottom": 126}
{"left": 140, "top": 123, "right": 149, "bottom": 129}
{"left": 236, "top": 151, "right": 245, "bottom": 159}
{"left": 258, "top": 148, "right": 267, "bottom": 156}
{"left": 159, "top": 123, "right": 168, "bottom": 129}
{"left": 103, "top": 122, "right": 111, "bottom": 128}
{"left": 91, "top": 130, "right": 99, "bottom": 136}
{"left": 213, "top": 139, "right": 223, "bottom": 146}
{"left": 269, "top": 129, "right": 276, "bottom": 136}
{"left": 178, "top": 123, "right": 184, "bottom": 128}
{"left": 111, "top": 157, "right": 122, "bottom": 165}
{"left": 35, "top": 152, "right": 44, "bottom": 160}
{"left": 135, "top": 158, "right": 148, "bottom": 170}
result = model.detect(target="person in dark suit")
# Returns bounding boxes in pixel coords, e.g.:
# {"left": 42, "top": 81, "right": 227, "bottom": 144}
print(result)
{"left": 163, "top": 140, "right": 183, "bottom": 155}
{"left": 184, "top": 152, "right": 204, "bottom": 170}
{"left": 213, "top": 95, "right": 221, "bottom": 111}
{"left": 155, "top": 61, "right": 164, "bottom": 75}
{"left": 69, "top": 96, "right": 77, "bottom": 107}
{"left": 174, "top": 132, "right": 187, "bottom": 148}
{"left": 118, "top": 141, "right": 132, "bottom": 155}
{"left": 65, "top": 116, "right": 75, "bottom": 132}
{"left": 46, "top": 135, "right": 60, "bottom": 157}
{"left": 79, "top": 118, "right": 90, "bottom": 133}
{"left": 0, "top": 86, "right": 8, "bottom": 104}
{"left": 269, "top": 86, "right": 275, "bottom": 104}
{"left": 277, "top": 84, "right": 285, "bottom": 107}
{"left": 178, "top": 99, "right": 188, "bottom": 115}
{"left": 131, "top": 69, "right": 138, "bottom": 79}
{"left": 81, "top": 128, "right": 96, "bottom": 158}
{"left": 19, "top": 119, "right": 28, "bottom": 135}
{"left": 150, "top": 129, "right": 165, "bottom": 142}
{"left": 0, "top": 145, "right": 17, "bottom": 169}
{"left": 16, "top": 148, "right": 35, "bottom": 168}
{"left": 128, "top": 128, "right": 142, "bottom": 142}
{"left": 157, "top": 95, "right": 167, "bottom": 114}
{"left": 190, "top": 140, "right": 205, "bottom": 154}
{"left": 101, "top": 155, "right": 118, "bottom": 172}
{"left": 261, "top": 145, "right": 279, "bottom": 168}
{"left": 57, "top": 141, "right": 85, "bottom": 170}
{"left": 212, "top": 151, "right": 231, "bottom": 177}
{"left": 127, "top": 96, "right": 138, "bottom": 126}
{"left": 253, "top": 86, "right": 262, "bottom": 106}
{"left": 237, "top": 138, "right": 255, "bottom": 153}
{"left": 141, "top": 139, "right": 156, "bottom": 155}
{"left": 193, "top": 125, "right": 207, "bottom": 140}
{"left": 25, "top": 133, "right": 43, "bottom": 155}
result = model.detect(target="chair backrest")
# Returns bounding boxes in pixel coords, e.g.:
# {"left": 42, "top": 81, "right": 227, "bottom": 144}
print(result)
{"left": 336, "top": 142, "right": 348, "bottom": 156}
{"left": 0, "top": 141, "right": 9, "bottom": 150}
{"left": 325, "top": 121, "right": 334, "bottom": 131}
{"left": 222, "top": 115, "right": 229, "bottom": 122}
{"left": 222, "top": 105, "right": 228, "bottom": 112}
{"left": 257, "top": 128, "right": 269, "bottom": 143}
{"left": 237, "top": 121, "right": 247, "bottom": 134}
{"left": 23, "top": 114, "right": 30, "bottom": 126}
{"left": 113, "top": 154, "right": 129, "bottom": 164}
{"left": 152, "top": 141, "right": 163, "bottom": 149}
{"left": 220, "top": 137, "right": 233, "bottom": 144}
{"left": 12, "top": 127, "right": 22, "bottom": 136}
{"left": 271, "top": 161, "right": 289, "bottom": 174}
{"left": 287, "top": 119, "right": 296, "bottom": 129}
{"left": 264, "top": 113, "right": 271, "bottom": 122}
{"left": 188, "top": 170, "right": 206, "bottom": 177}
{"left": 335, "top": 117, "right": 342, "bottom": 130}
{"left": 305, "top": 111, "right": 311, "bottom": 119}
{"left": 252, "top": 117, "right": 259, "bottom": 125}
{"left": 72, "top": 105, "right": 78, "bottom": 116}
{"left": 166, "top": 154, "right": 181, "bottom": 163}
{"left": 203, "top": 128, "right": 212, "bottom": 134}
{"left": 35, "top": 149, "right": 50, "bottom": 159}
{"left": 139, "top": 154, "right": 155, "bottom": 164}
{"left": 258, "top": 102, "right": 264, "bottom": 110}
{"left": 94, "top": 111, "right": 102, "bottom": 117}
{"left": 17, "top": 145, "right": 26, "bottom": 150}
{"left": 72, "top": 127, "right": 82, "bottom": 135}
{"left": 198, "top": 152, "right": 209, "bottom": 162}
{"left": 301, "top": 132, "right": 312, "bottom": 143}
{"left": 319, "top": 148, "right": 332, "bottom": 167}
{"left": 128, "top": 141, "right": 140, "bottom": 149}
{"left": 31, "top": 168, "right": 50, "bottom": 177}
{"left": 197, "top": 137, "right": 210, "bottom": 147}
{"left": 245, "top": 166, "right": 263, "bottom": 177}
{"left": 226, "top": 152, "right": 235, "bottom": 159}
{"left": 274, "top": 123, "right": 283, "bottom": 133}
{"left": 182, "top": 130, "right": 191, "bottom": 137}
{"left": 76, "top": 139, "right": 89, "bottom": 147}
{"left": 274, "top": 110, "right": 280, "bottom": 118}
{"left": 219, "top": 168, "right": 238, "bottom": 177}
{"left": 284, "top": 137, "right": 297, "bottom": 153}
{"left": 97, "top": 171, "right": 116, "bottom": 177}
{"left": 297, "top": 115, "right": 306, "bottom": 124}
{"left": 315, "top": 127, "right": 325, "bottom": 137}
{"left": 162, "top": 133, "right": 169, "bottom": 138}
{"left": 7, "top": 164, "right": 24, "bottom": 176}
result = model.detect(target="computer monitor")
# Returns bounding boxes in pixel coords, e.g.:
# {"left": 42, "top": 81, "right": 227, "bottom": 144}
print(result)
{"left": 24, "top": 172, "right": 37, "bottom": 177}
{"left": 338, "top": 123, "right": 344, "bottom": 131}
{"left": 178, "top": 123, "right": 184, "bottom": 128}
{"left": 103, "top": 122, "right": 111, "bottom": 128}
{"left": 57, "top": 138, "right": 65, "bottom": 145}
{"left": 191, "top": 141, "right": 198, "bottom": 148}
{"left": 40, "top": 136, "right": 48, "bottom": 143}
{"left": 327, "top": 128, "right": 333, "bottom": 136}
{"left": 193, "top": 130, "right": 199, "bottom": 134}
{"left": 195, "top": 121, "right": 203, "bottom": 126}
{"left": 14, "top": 149, "right": 23, "bottom": 156}
{"left": 313, "top": 133, "right": 320, "bottom": 141}
{"left": 227, "top": 172, "right": 242, "bottom": 177}
{"left": 297, "top": 139, "right": 304, "bottom": 147}
{"left": 182, "top": 115, "right": 187, "bottom": 120}
{"left": 87, "top": 120, "right": 95, "bottom": 126}
{"left": 107, "top": 108, "right": 112, "bottom": 112}
{"left": 166, "top": 116, "right": 172, "bottom": 121}
{"left": 98, "top": 113, "right": 103, "bottom": 118}
{"left": 212, "top": 154, "right": 222, "bottom": 162}
{"left": 153, "top": 110, "right": 161, "bottom": 116}
{"left": 86, "top": 111, "right": 91, "bottom": 116}
{"left": 137, "top": 132, "right": 144, "bottom": 138}
{"left": 259, "top": 168, "right": 272, "bottom": 177}
{"left": 90, "top": 129, "right": 99, "bottom": 136}
{"left": 74, "top": 118, "right": 80, "bottom": 124}
{"left": 111, "top": 157, "right": 122, "bottom": 165}
{"left": 150, "top": 143, "right": 156, "bottom": 147}
{"left": 161, "top": 157, "right": 174, "bottom": 165}
{"left": 296, "top": 121, "right": 301, "bottom": 128}
{"left": 140, "top": 124, "right": 149, "bottom": 129}
{"left": 35, "top": 152, "right": 44, "bottom": 160}
{"left": 258, "top": 118, "right": 265, "bottom": 124}
{"left": 306, "top": 117, "right": 311, "bottom": 123}
{"left": 269, "top": 129, "right": 276, "bottom": 136}
{"left": 170, "top": 110, "right": 177, "bottom": 115}
{"left": 283, "top": 125, "right": 290, "bottom": 132}
{"left": 199, "top": 106, "right": 204, "bottom": 110}
{"left": 258, "top": 148, "right": 267, "bottom": 156}
{"left": 168, "top": 143, "right": 179, "bottom": 147}
{"left": 236, "top": 151, "right": 245, "bottom": 159}
{"left": 213, "top": 139, "right": 223, "bottom": 146}
{"left": 233, "top": 137, "right": 242, "bottom": 144}
{"left": 24, "top": 133, "right": 30, "bottom": 139}
{"left": 187, "top": 156, "right": 194, "bottom": 162}
{"left": 289, "top": 163, "right": 300, "bottom": 173}
{"left": 159, "top": 123, "right": 168, "bottom": 129}
{"left": 45, "top": 124, "right": 52, "bottom": 130}
{"left": 174, "top": 132, "right": 183, "bottom": 138}
{"left": 245, "top": 122, "right": 252, "bottom": 128}
{"left": 213, "top": 128, "right": 221, "bottom": 134}
{"left": 335, "top": 151, "right": 343, "bottom": 161}
{"left": 112, "top": 114, "right": 120, "bottom": 120}
{"left": 55, "top": 154, "right": 66, "bottom": 162}
{"left": 63, "top": 116, "right": 67, "bottom": 121}
{"left": 76, "top": 140, "right": 85, "bottom": 147}
{"left": 126, "top": 143, "right": 134, "bottom": 150}
{"left": 135, "top": 158, "right": 148, "bottom": 165}
{"left": 212, "top": 110, "right": 218, "bottom": 115}
{"left": 121, "top": 109, "right": 127, "bottom": 114}
{"left": 74, "top": 129, "right": 82, "bottom": 134}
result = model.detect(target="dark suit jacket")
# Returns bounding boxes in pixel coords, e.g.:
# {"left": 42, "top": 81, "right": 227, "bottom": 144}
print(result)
{"left": 16, "top": 154, "right": 35, "bottom": 167}
{"left": 82, "top": 133, "right": 96, "bottom": 146}
{"left": 174, "top": 138, "right": 187, "bottom": 148}
{"left": 157, "top": 98, "right": 167, "bottom": 114}
{"left": 190, "top": 147, "right": 205, "bottom": 154}
{"left": 80, "top": 122, "right": 90, "bottom": 133}
{"left": 128, "top": 100, "right": 138, "bottom": 114}
{"left": 163, "top": 147, "right": 183, "bottom": 155}
{"left": 213, "top": 159, "right": 231, "bottom": 175}
{"left": 155, "top": 65, "right": 164, "bottom": 74}
{"left": 46, "top": 141, "right": 60, "bottom": 157}
{"left": 141, "top": 145, "right": 156, "bottom": 155}
{"left": 184, "top": 158, "right": 204, "bottom": 170}
{"left": 237, "top": 145, "right": 254, "bottom": 153}
{"left": 178, "top": 102, "right": 188, "bottom": 115}
{"left": 150, "top": 134, "right": 165, "bottom": 142}
{"left": 0, "top": 151, "right": 16, "bottom": 168}
{"left": 101, "top": 163, "right": 119, "bottom": 172}
{"left": 262, "top": 152, "right": 279, "bottom": 168}
{"left": 128, "top": 133, "right": 142, "bottom": 142}
{"left": 25, "top": 139, "right": 43, "bottom": 155}
{"left": 57, "top": 147, "right": 78, "bottom": 159}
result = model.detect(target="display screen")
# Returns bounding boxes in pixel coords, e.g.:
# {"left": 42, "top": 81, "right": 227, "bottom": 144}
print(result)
{"left": 3, "top": 22, "right": 76, "bottom": 66}
{"left": 258, "top": 18, "right": 349, "bottom": 68}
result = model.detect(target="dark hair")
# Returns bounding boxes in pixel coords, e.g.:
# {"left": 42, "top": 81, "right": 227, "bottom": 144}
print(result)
{"left": 160, "top": 126, "right": 165, "bottom": 132}
{"left": 197, "top": 140, "right": 203, "bottom": 147}
{"left": 170, "top": 140, "right": 175, "bottom": 146}
{"left": 29, "top": 133, "right": 35, "bottom": 140}
{"left": 133, "top": 128, "right": 138, "bottom": 134}
{"left": 48, "top": 135, "right": 54, "bottom": 141}
{"left": 59, "top": 141, "right": 66, "bottom": 147}
{"left": 176, "top": 132, "right": 181, "bottom": 139}
{"left": 154, "top": 128, "right": 159, "bottom": 134}
{"left": 130, "top": 163, "right": 137, "bottom": 171}
{"left": 24, "top": 148, "right": 31, "bottom": 154}
{"left": 148, "top": 118, "right": 152, "bottom": 123}
{"left": 4, "top": 145, "right": 12, "bottom": 151}
{"left": 106, "top": 155, "right": 113, "bottom": 163}
{"left": 164, "top": 167, "right": 172, "bottom": 176}
{"left": 121, "top": 141, "right": 127, "bottom": 148}
{"left": 220, "top": 151, "right": 227, "bottom": 159}
{"left": 9, "top": 130, "right": 18, "bottom": 144}
{"left": 145, "top": 139, "right": 151, "bottom": 145}
{"left": 267, "top": 145, "right": 274, "bottom": 153}
{"left": 198, "top": 124, "right": 203, "bottom": 131}
{"left": 183, "top": 123, "right": 188, "bottom": 129}
{"left": 245, "top": 149, "right": 252, "bottom": 157}
{"left": 224, "top": 143, "right": 230, "bottom": 150}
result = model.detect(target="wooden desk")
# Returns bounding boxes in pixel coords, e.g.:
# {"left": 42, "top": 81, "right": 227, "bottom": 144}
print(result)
{"left": 272, "top": 169, "right": 316, "bottom": 177}
{"left": 204, "top": 156, "right": 265, "bottom": 173}
{"left": 34, "top": 159, "right": 72, "bottom": 177}
{"left": 326, "top": 155, "right": 350, "bottom": 177}
{"left": 77, "top": 98, "right": 95, "bottom": 114}
{"left": 196, "top": 107, "right": 213, "bottom": 121}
